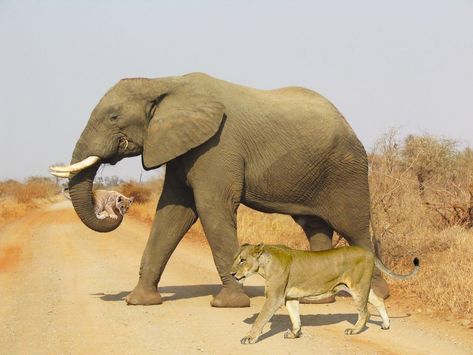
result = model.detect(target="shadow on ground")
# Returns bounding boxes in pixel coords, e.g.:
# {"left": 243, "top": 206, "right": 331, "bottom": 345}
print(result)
{"left": 243, "top": 311, "right": 411, "bottom": 341}
{"left": 90, "top": 284, "right": 265, "bottom": 302}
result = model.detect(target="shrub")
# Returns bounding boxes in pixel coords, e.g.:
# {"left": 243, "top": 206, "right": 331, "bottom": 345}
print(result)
{"left": 119, "top": 181, "right": 153, "bottom": 203}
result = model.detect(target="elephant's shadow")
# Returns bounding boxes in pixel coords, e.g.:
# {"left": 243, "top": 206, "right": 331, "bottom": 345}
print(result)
{"left": 91, "top": 284, "right": 265, "bottom": 302}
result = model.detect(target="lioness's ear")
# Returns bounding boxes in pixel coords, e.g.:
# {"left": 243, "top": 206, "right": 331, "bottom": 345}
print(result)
{"left": 253, "top": 243, "right": 265, "bottom": 257}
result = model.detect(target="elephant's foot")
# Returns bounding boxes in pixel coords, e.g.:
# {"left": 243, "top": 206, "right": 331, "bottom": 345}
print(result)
{"left": 124, "top": 287, "right": 162, "bottom": 305}
{"left": 372, "top": 276, "right": 390, "bottom": 300}
{"left": 211, "top": 287, "right": 250, "bottom": 308}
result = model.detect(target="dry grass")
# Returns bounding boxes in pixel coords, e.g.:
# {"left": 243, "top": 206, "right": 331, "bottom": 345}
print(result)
{"left": 0, "top": 177, "right": 59, "bottom": 226}
{"left": 122, "top": 131, "right": 473, "bottom": 322}
{"left": 368, "top": 130, "right": 473, "bottom": 321}
{"left": 386, "top": 227, "right": 473, "bottom": 318}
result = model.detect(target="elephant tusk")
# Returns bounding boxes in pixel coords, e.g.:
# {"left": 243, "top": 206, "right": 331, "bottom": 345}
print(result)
{"left": 49, "top": 156, "right": 101, "bottom": 173}
{"left": 50, "top": 171, "right": 71, "bottom": 179}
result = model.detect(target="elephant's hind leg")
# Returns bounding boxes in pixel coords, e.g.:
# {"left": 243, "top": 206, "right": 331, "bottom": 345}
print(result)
{"left": 293, "top": 215, "right": 333, "bottom": 251}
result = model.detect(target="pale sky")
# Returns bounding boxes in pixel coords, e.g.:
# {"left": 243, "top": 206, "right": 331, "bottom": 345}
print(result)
{"left": 1, "top": 0, "right": 472, "bottom": 180}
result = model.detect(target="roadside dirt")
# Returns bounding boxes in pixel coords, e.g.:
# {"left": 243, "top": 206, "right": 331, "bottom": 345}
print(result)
{"left": 1, "top": 201, "right": 472, "bottom": 354}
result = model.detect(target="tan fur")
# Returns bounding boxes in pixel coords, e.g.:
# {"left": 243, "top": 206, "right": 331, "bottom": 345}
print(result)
{"left": 92, "top": 190, "right": 134, "bottom": 220}
{"left": 231, "top": 243, "right": 419, "bottom": 344}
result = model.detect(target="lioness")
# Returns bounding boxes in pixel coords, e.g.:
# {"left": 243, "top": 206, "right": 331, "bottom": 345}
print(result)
{"left": 231, "top": 243, "right": 419, "bottom": 344}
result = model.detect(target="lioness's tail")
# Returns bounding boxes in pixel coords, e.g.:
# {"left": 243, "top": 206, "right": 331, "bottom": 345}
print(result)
{"left": 375, "top": 257, "right": 420, "bottom": 281}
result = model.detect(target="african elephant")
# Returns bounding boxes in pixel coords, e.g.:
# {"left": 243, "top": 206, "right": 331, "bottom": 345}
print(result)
{"left": 50, "top": 73, "right": 389, "bottom": 307}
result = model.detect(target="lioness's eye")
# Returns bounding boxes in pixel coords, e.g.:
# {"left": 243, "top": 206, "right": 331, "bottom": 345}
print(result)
{"left": 239, "top": 258, "right": 245, "bottom": 265}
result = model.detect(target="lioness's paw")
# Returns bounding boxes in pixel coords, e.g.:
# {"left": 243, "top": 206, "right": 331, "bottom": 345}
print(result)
{"left": 381, "top": 323, "right": 390, "bottom": 330}
{"left": 284, "top": 329, "right": 302, "bottom": 339}
{"left": 345, "top": 328, "right": 355, "bottom": 335}
{"left": 241, "top": 334, "right": 258, "bottom": 344}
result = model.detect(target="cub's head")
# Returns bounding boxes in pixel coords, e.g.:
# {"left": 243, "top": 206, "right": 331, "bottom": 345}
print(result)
{"left": 116, "top": 195, "right": 135, "bottom": 216}
{"left": 231, "top": 243, "right": 265, "bottom": 283}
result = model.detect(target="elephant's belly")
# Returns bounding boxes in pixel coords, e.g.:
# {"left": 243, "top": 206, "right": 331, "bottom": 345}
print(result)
{"left": 242, "top": 156, "right": 327, "bottom": 216}
{"left": 241, "top": 198, "right": 316, "bottom": 216}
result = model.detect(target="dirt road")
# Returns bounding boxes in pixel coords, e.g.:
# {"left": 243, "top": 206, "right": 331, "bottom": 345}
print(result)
{"left": 1, "top": 201, "right": 472, "bottom": 354}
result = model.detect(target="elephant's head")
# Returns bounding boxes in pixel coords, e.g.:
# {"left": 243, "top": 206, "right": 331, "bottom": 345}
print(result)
{"left": 50, "top": 73, "right": 225, "bottom": 232}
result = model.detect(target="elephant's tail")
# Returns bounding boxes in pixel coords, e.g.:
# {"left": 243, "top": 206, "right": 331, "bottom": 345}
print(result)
{"left": 375, "top": 256, "right": 420, "bottom": 281}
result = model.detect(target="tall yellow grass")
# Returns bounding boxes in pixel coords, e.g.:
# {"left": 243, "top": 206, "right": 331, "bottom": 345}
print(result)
{"left": 123, "top": 131, "right": 473, "bottom": 322}
{"left": 0, "top": 177, "right": 59, "bottom": 225}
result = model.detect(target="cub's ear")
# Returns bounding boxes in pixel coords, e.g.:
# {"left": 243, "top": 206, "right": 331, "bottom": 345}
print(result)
{"left": 142, "top": 93, "right": 225, "bottom": 170}
{"left": 253, "top": 243, "right": 265, "bottom": 257}
{"left": 129, "top": 196, "right": 135, "bottom": 203}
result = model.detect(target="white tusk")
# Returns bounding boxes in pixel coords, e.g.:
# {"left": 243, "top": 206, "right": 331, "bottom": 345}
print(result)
{"left": 50, "top": 171, "right": 70, "bottom": 179}
{"left": 50, "top": 156, "right": 100, "bottom": 173}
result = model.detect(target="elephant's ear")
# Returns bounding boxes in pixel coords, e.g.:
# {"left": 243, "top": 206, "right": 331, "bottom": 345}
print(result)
{"left": 142, "top": 97, "right": 225, "bottom": 169}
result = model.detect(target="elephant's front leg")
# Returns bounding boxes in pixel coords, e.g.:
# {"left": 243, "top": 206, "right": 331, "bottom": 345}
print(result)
{"left": 125, "top": 176, "right": 197, "bottom": 305}
{"left": 195, "top": 194, "right": 250, "bottom": 308}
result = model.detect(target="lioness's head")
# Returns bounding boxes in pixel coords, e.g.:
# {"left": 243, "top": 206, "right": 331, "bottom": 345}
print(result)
{"left": 231, "top": 243, "right": 265, "bottom": 283}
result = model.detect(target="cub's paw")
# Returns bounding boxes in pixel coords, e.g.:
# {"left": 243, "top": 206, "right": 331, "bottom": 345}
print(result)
{"left": 109, "top": 214, "right": 118, "bottom": 220}
{"left": 96, "top": 213, "right": 107, "bottom": 220}
{"left": 284, "top": 329, "right": 302, "bottom": 339}
{"left": 241, "top": 334, "right": 258, "bottom": 344}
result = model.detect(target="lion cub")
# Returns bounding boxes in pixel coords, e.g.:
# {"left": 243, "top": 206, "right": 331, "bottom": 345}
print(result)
{"left": 93, "top": 190, "right": 134, "bottom": 220}
{"left": 231, "top": 243, "right": 419, "bottom": 344}
{"left": 64, "top": 187, "right": 134, "bottom": 220}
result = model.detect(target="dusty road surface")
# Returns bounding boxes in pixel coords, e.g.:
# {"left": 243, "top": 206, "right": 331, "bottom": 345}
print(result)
{"left": 1, "top": 201, "right": 472, "bottom": 354}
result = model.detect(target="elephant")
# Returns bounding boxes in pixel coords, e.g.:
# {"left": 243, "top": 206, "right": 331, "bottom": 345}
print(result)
{"left": 50, "top": 73, "right": 389, "bottom": 307}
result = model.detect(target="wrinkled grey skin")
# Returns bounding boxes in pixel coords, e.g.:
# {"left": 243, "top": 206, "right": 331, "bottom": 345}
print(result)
{"left": 65, "top": 73, "right": 388, "bottom": 307}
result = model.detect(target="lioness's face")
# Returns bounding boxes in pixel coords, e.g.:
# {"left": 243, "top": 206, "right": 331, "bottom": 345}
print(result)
{"left": 231, "top": 244, "right": 263, "bottom": 283}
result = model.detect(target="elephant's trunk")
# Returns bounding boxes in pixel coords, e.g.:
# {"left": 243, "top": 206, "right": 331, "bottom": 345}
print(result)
{"left": 67, "top": 140, "right": 122, "bottom": 233}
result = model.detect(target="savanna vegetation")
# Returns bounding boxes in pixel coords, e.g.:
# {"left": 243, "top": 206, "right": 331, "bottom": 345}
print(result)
{"left": 0, "top": 177, "right": 60, "bottom": 225}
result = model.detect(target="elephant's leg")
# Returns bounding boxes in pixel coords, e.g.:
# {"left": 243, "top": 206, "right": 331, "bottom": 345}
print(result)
{"left": 293, "top": 215, "right": 333, "bottom": 251}
{"left": 125, "top": 175, "right": 197, "bottom": 305}
{"left": 195, "top": 195, "right": 250, "bottom": 308}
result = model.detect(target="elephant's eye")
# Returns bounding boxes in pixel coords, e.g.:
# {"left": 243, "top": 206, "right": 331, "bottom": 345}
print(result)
{"left": 110, "top": 115, "right": 119, "bottom": 121}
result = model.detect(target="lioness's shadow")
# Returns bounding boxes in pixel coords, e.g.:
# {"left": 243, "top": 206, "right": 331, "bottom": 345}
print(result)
{"left": 243, "top": 311, "right": 411, "bottom": 341}
{"left": 91, "top": 284, "right": 265, "bottom": 302}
